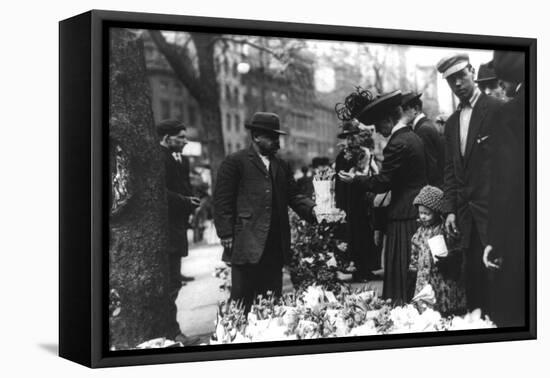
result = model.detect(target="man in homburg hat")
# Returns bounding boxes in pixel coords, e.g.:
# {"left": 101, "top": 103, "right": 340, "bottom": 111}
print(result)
{"left": 213, "top": 112, "right": 316, "bottom": 309}
{"left": 475, "top": 62, "right": 507, "bottom": 101}
{"left": 338, "top": 90, "right": 427, "bottom": 303}
{"left": 483, "top": 50, "right": 526, "bottom": 327}
{"left": 436, "top": 53, "right": 502, "bottom": 314}
{"left": 401, "top": 92, "right": 445, "bottom": 187}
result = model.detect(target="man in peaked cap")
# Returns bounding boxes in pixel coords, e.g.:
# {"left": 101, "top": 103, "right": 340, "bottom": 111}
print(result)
{"left": 483, "top": 50, "right": 526, "bottom": 327}
{"left": 436, "top": 53, "right": 503, "bottom": 315}
{"left": 401, "top": 92, "right": 445, "bottom": 187}
{"left": 475, "top": 62, "right": 507, "bottom": 101}
{"left": 213, "top": 112, "right": 316, "bottom": 310}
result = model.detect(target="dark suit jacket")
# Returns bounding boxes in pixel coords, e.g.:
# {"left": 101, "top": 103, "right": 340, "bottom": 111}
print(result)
{"left": 442, "top": 93, "right": 502, "bottom": 248}
{"left": 353, "top": 126, "right": 427, "bottom": 221}
{"left": 213, "top": 146, "right": 315, "bottom": 265}
{"left": 414, "top": 116, "right": 445, "bottom": 188}
{"left": 163, "top": 147, "right": 195, "bottom": 257}
{"left": 488, "top": 86, "right": 525, "bottom": 326}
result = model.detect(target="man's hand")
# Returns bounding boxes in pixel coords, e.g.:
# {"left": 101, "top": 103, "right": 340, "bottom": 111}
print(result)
{"left": 338, "top": 169, "right": 356, "bottom": 183}
{"left": 483, "top": 245, "right": 502, "bottom": 270}
{"left": 445, "top": 213, "right": 459, "bottom": 237}
{"left": 221, "top": 237, "right": 233, "bottom": 250}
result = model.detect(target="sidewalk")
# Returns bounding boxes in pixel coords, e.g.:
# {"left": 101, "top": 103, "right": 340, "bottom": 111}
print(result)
{"left": 176, "top": 242, "right": 383, "bottom": 341}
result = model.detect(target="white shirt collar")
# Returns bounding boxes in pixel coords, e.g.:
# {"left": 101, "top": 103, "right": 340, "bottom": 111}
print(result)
{"left": 391, "top": 120, "right": 409, "bottom": 136}
{"left": 468, "top": 88, "right": 481, "bottom": 108}
{"left": 413, "top": 113, "right": 426, "bottom": 129}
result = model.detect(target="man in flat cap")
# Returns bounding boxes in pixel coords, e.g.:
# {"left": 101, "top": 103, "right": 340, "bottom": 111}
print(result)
{"left": 475, "top": 62, "right": 507, "bottom": 101}
{"left": 483, "top": 50, "right": 526, "bottom": 327}
{"left": 213, "top": 112, "right": 316, "bottom": 310}
{"left": 401, "top": 92, "right": 445, "bottom": 187}
{"left": 436, "top": 53, "right": 502, "bottom": 314}
{"left": 338, "top": 90, "right": 427, "bottom": 304}
{"left": 157, "top": 119, "right": 201, "bottom": 344}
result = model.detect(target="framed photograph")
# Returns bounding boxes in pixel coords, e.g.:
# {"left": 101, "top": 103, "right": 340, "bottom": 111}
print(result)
{"left": 59, "top": 9, "right": 536, "bottom": 368}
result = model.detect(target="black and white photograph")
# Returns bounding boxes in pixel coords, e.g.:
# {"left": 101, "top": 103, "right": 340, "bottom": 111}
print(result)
{"left": 107, "top": 24, "right": 529, "bottom": 351}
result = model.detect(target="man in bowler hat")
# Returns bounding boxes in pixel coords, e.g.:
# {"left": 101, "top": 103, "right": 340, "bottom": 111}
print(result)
{"left": 401, "top": 92, "right": 445, "bottom": 187}
{"left": 213, "top": 112, "right": 316, "bottom": 309}
{"left": 475, "top": 62, "right": 507, "bottom": 101}
{"left": 436, "top": 53, "right": 502, "bottom": 313}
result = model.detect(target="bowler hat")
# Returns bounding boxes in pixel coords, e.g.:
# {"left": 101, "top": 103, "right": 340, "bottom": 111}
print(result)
{"left": 245, "top": 112, "right": 287, "bottom": 135}
{"left": 475, "top": 62, "right": 498, "bottom": 83}
{"left": 355, "top": 90, "right": 403, "bottom": 125}
{"left": 492, "top": 50, "right": 525, "bottom": 83}
{"left": 436, "top": 53, "right": 470, "bottom": 79}
{"left": 401, "top": 92, "right": 423, "bottom": 107}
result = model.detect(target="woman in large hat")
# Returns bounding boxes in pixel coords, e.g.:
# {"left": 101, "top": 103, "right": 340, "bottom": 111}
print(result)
{"left": 337, "top": 88, "right": 428, "bottom": 303}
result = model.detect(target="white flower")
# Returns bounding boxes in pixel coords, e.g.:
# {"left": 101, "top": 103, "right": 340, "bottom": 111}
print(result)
{"left": 302, "top": 286, "right": 325, "bottom": 313}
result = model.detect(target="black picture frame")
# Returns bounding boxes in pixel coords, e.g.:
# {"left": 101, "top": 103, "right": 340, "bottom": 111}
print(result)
{"left": 59, "top": 9, "right": 537, "bottom": 368}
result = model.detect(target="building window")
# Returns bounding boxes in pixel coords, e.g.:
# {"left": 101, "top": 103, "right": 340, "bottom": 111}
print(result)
{"left": 224, "top": 59, "right": 229, "bottom": 75}
{"left": 226, "top": 113, "right": 232, "bottom": 132}
{"left": 234, "top": 88, "right": 240, "bottom": 104}
{"left": 227, "top": 142, "right": 232, "bottom": 153}
{"left": 234, "top": 114, "right": 240, "bottom": 132}
{"left": 233, "top": 62, "right": 238, "bottom": 77}
{"left": 160, "top": 99, "right": 171, "bottom": 119}
{"left": 188, "top": 106, "right": 197, "bottom": 126}
{"left": 225, "top": 85, "right": 232, "bottom": 102}
{"left": 236, "top": 142, "right": 241, "bottom": 150}
{"left": 159, "top": 80, "right": 169, "bottom": 92}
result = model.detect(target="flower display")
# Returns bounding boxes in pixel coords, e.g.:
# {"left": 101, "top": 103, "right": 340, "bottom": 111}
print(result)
{"left": 210, "top": 284, "right": 496, "bottom": 344}
{"left": 289, "top": 211, "right": 353, "bottom": 293}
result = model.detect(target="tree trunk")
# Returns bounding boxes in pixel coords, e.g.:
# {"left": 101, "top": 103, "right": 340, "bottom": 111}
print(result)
{"left": 192, "top": 33, "right": 225, "bottom": 187}
{"left": 109, "top": 28, "right": 176, "bottom": 349}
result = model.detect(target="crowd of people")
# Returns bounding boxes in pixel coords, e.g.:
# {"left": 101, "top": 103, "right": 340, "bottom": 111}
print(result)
{"left": 210, "top": 50, "right": 526, "bottom": 329}
{"left": 157, "top": 49, "right": 526, "bottom": 343}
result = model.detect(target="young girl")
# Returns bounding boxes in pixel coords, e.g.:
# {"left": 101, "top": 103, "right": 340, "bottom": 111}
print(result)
{"left": 409, "top": 185, "right": 466, "bottom": 315}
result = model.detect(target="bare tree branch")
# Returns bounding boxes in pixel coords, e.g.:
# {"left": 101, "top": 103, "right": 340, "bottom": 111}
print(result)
{"left": 148, "top": 30, "right": 203, "bottom": 100}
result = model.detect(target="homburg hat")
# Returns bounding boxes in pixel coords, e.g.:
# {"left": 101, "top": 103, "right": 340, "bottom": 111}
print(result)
{"left": 245, "top": 112, "right": 287, "bottom": 135}
{"left": 475, "top": 62, "right": 498, "bottom": 83}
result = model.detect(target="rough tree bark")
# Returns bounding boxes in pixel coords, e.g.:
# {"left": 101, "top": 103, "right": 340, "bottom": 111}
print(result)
{"left": 109, "top": 28, "right": 177, "bottom": 349}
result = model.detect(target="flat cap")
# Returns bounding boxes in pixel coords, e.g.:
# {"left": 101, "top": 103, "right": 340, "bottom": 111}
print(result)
{"left": 436, "top": 53, "right": 470, "bottom": 79}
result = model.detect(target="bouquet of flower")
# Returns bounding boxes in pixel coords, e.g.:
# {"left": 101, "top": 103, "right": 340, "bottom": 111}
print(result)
{"left": 289, "top": 211, "right": 353, "bottom": 292}
{"left": 210, "top": 284, "right": 496, "bottom": 344}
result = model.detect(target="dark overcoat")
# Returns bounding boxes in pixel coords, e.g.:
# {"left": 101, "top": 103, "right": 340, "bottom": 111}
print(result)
{"left": 488, "top": 86, "right": 525, "bottom": 326}
{"left": 353, "top": 126, "right": 427, "bottom": 221}
{"left": 414, "top": 116, "right": 445, "bottom": 188}
{"left": 163, "top": 147, "right": 195, "bottom": 257}
{"left": 214, "top": 146, "right": 315, "bottom": 265}
{"left": 442, "top": 93, "right": 502, "bottom": 249}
